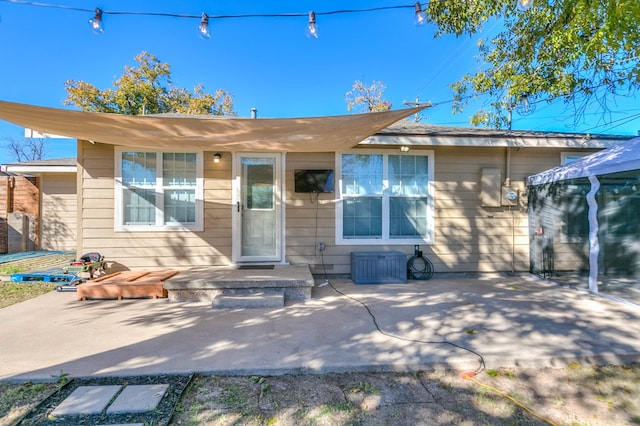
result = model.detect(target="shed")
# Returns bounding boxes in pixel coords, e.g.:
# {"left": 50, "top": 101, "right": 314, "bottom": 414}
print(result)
{"left": 527, "top": 136, "right": 640, "bottom": 294}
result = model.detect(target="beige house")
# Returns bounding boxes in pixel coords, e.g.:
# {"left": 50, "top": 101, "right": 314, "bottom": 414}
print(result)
{"left": 0, "top": 100, "right": 631, "bottom": 276}
{"left": 2, "top": 158, "right": 77, "bottom": 252}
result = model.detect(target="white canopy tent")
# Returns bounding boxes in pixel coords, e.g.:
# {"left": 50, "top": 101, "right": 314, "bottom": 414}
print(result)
{"left": 527, "top": 136, "right": 640, "bottom": 292}
{"left": 528, "top": 136, "right": 640, "bottom": 186}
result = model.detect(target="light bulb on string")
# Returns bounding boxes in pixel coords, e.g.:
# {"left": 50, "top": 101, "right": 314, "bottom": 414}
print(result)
{"left": 516, "top": 93, "right": 535, "bottom": 115}
{"left": 414, "top": 2, "right": 426, "bottom": 26}
{"left": 198, "top": 13, "right": 211, "bottom": 39}
{"left": 306, "top": 11, "right": 319, "bottom": 39}
{"left": 88, "top": 8, "right": 104, "bottom": 35}
{"left": 517, "top": 0, "right": 533, "bottom": 11}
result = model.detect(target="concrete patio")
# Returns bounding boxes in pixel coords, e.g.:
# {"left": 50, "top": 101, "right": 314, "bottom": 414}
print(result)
{"left": 2, "top": 273, "right": 640, "bottom": 383}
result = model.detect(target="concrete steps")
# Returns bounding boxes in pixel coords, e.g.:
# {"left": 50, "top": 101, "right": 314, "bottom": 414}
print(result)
{"left": 164, "top": 264, "right": 314, "bottom": 304}
{"left": 212, "top": 291, "right": 285, "bottom": 309}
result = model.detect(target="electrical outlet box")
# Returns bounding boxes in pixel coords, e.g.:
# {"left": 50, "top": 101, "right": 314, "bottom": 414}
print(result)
{"left": 317, "top": 241, "right": 325, "bottom": 251}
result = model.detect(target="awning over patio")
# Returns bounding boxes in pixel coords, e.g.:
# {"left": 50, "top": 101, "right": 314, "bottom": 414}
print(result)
{"left": 0, "top": 100, "right": 425, "bottom": 152}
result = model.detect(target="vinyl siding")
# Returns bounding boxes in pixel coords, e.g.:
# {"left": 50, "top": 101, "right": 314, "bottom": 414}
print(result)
{"left": 286, "top": 146, "right": 572, "bottom": 275}
{"left": 77, "top": 141, "right": 583, "bottom": 275}
{"left": 40, "top": 173, "right": 77, "bottom": 250}
{"left": 285, "top": 153, "right": 336, "bottom": 273}
{"left": 77, "top": 140, "right": 233, "bottom": 270}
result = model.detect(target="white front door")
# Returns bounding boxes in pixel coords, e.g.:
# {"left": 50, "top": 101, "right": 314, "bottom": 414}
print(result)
{"left": 233, "top": 153, "right": 283, "bottom": 263}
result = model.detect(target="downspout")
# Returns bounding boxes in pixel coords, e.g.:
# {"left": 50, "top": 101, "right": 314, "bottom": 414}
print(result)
{"left": 504, "top": 147, "right": 512, "bottom": 187}
{"left": 505, "top": 147, "right": 514, "bottom": 272}
{"left": 587, "top": 175, "right": 600, "bottom": 293}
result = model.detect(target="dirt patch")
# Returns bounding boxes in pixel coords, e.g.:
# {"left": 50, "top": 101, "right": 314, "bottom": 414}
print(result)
{"left": 171, "top": 364, "right": 640, "bottom": 425}
{"left": 2, "top": 364, "right": 640, "bottom": 425}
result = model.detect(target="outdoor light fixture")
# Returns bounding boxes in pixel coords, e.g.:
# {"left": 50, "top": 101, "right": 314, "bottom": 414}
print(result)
{"left": 198, "top": 13, "right": 211, "bottom": 39}
{"left": 400, "top": 146, "right": 410, "bottom": 152}
{"left": 517, "top": 0, "right": 533, "bottom": 11}
{"left": 213, "top": 153, "right": 222, "bottom": 163}
{"left": 414, "top": 2, "right": 426, "bottom": 26}
{"left": 516, "top": 93, "right": 535, "bottom": 115}
{"left": 89, "top": 8, "right": 104, "bottom": 35}
{"left": 306, "top": 11, "right": 319, "bottom": 39}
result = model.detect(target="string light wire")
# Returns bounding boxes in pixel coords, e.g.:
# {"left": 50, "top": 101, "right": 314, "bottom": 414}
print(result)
{"left": 2, "top": 0, "right": 637, "bottom": 133}
{"left": 0, "top": 0, "right": 423, "bottom": 21}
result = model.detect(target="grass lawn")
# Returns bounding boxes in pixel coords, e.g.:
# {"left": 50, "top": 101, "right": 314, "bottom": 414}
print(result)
{"left": 0, "top": 253, "right": 73, "bottom": 309}
{"left": 0, "top": 282, "right": 57, "bottom": 309}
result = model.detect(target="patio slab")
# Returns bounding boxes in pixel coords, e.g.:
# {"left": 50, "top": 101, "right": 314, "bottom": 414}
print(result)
{"left": 106, "top": 384, "right": 169, "bottom": 414}
{"left": 2, "top": 274, "right": 640, "bottom": 382}
{"left": 51, "top": 385, "right": 122, "bottom": 416}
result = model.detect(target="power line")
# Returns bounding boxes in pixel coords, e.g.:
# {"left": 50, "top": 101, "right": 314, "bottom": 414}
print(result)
{"left": 580, "top": 112, "right": 640, "bottom": 133}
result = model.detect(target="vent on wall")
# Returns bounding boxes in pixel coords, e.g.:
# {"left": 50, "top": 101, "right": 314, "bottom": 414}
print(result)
{"left": 312, "top": 263, "right": 334, "bottom": 271}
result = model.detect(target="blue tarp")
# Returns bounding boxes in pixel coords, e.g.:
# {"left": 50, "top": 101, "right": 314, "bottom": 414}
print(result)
{"left": 0, "top": 251, "right": 73, "bottom": 264}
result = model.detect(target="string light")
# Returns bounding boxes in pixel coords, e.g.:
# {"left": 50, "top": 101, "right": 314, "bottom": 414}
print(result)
{"left": 414, "top": 2, "right": 426, "bottom": 26}
{"left": 88, "top": 8, "right": 104, "bottom": 35}
{"left": 306, "top": 11, "right": 319, "bottom": 39}
{"left": 517, "top": 0, "right": 533, "bottom": 11}
{"left": 515, "top": 93, "right": 535, "bottom": 115}
{"left": 0, "top": 1, "right": 533, "bottom": 39}
{"left": 198, "top": 12, "right": 211, "bottom": 39}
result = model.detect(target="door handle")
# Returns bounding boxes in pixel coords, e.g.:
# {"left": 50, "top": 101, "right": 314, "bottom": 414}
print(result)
{"left": 237, "top": 201, "right": 240, "bottom": 212}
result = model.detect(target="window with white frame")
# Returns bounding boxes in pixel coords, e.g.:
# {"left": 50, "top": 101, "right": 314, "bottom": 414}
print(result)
{"left": 115, "top": 150, "right": 203, "bottom": 231}
{"left": 561, "top": 152, "right": 592, "bottom": 165}
{"left": 336, "top": 150, "right": 434, "bottom": 244}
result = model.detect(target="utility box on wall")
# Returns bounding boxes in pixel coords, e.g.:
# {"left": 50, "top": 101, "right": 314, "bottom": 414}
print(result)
{"left": 351, "top": 251, "right": 407, "bottom": 284}
{"left": 501, "top": 186, "right": 519, "bottom": 206}
{"left": 480, "top": 168, "right": 502, "bottom": 207}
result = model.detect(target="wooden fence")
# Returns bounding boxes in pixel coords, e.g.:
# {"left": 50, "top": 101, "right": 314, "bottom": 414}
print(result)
{"left": 0, "top": 175, "right": 40, "bottom": 254}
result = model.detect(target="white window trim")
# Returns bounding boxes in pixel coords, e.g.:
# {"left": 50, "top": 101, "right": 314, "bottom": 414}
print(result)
{"left": 335, "top": 149, "right": 435, "bottom": 246}
{"left": 561, "top": 152, "right": 592, "bottom": 165}
{"left": 114, "top": 148, "right": 204, "bottom": 232}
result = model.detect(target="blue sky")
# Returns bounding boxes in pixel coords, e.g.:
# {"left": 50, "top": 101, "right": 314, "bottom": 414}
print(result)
{"left": 1, "top": 0, "right": 639, "bottom": 164}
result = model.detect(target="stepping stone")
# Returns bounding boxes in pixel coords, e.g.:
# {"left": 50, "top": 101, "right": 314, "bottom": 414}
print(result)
{"left": 51, "top": 385, "right": 122, "bottom": 416}
{"left": 107, "top": 384, "right": 169, "bottom": 414}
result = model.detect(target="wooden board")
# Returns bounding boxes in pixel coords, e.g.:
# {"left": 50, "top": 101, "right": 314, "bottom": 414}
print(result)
{"left": 77, "top": 270, "right": 179, "bottom": 301}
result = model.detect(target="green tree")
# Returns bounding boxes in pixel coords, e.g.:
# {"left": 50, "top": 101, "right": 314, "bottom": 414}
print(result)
{"left": 425, "top": 0, "right": 640, "bottom": 128}
{"left": 345, "top": 80, "right": 392, "bottom": 113}
{"left": 64, "top": 51, "right": 235, "bottom": 116}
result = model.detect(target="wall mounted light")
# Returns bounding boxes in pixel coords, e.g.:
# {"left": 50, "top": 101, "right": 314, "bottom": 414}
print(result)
{"left": 306, "top": 11, "right": 319, "bottom": 39}
{"left": 400, "top": 146, "right": 410, "bottom": 152}
{"left": 89, "top": 8, "right": 104, "bottom": 34}
{"left": 198, "top": 12, "right": 211, "bottom": 39}
{"left": 213, "top": 153, "right": 222, "bottom": 163}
